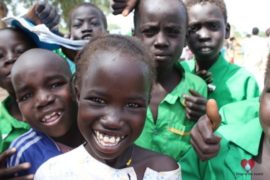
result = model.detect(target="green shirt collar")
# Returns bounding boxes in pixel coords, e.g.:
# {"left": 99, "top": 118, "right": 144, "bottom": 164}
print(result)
{"left": 0, "top": 96, "right": 29, "bottom": 130}
{"left": 218, "top": 117, "right": 262, "bottom": 156}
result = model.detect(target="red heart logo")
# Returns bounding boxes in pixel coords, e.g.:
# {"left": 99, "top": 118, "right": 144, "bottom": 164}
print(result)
{"left": 241, "top": 159, "right": 255, "bottom": 171}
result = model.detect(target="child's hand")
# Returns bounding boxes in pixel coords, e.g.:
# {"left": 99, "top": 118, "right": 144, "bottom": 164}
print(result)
{"left": 0, "top": 148, "right": 33, "bottom": 180}
{"left": 196, "top": 70, "right": 212, "bottom": 84}
{"left": 111, "top": 0, "right": 138, "bottom": 16}
{"left": 24, "top": 0, "right": 60, "bottom": 31}
{"left": 190, "top": 99, "right": 221, "bottom": 161}
{"left": 184, "top": 89, "right": 207, "bottom": 121}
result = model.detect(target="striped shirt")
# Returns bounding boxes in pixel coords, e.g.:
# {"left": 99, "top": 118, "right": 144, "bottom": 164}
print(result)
{"left": 7, "top": 128, "right": 62, "bottom": 176}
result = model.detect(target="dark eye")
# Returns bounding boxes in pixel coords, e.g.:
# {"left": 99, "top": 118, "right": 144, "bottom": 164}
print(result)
{"left": 50, "top": 81, "right": 65, "bottom": 89}
{"left": 166, "top": 28, "right": 180, "bottom": 37}
{"left": 142, "top": 27, "right": 158, "bottom": 37}
{"left": 91, "top": 21, "right": 100, "bottom": 26}
{"left": 126, "top": 103, "right": 141, "bottom": 108}
{"left": 14, "top": 45, "right": 28, "bottom": 55}
{"left": 89, "top": 97, "right": 106, "bottom": 104}
{"left": 18, "top": 92, "right": 32, "bottom": 102}
{"left": 188, "top": 24, "right": 200, "bottom": 34}
{"left": 207, "top": 22, "right": 221, "bottom": 31}
{"left": 72, "top": 22, "right": 82, "bottom": 28}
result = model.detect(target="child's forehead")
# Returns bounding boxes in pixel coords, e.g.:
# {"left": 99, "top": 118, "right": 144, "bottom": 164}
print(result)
{"left": 137, "top": 0, "right": 186, "bottom": 21}
{"left": 71, "top": 6, "right": 102, "bottom": 19}
{"left": 0, "top": 29, "right": 22, "bottom": 39}
{"left": 188, "top": 2, "right": 223, "bottom": 16}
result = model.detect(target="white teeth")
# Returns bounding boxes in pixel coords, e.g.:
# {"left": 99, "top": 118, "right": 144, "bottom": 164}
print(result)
{"left": 41, "top": 111, "right": 61, "bottom": 123}
{"left": 94, "top": 130, "right": 125, "bottom": 147}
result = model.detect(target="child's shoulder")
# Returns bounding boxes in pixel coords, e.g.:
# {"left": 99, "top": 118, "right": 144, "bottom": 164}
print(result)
{"left": 133, "top": 145, "right": 179, "bottom": 172}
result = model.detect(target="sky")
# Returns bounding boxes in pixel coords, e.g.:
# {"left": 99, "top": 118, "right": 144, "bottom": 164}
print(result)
{"left": 8, "top": 0, "right": 270, "bottom": 35}
{"left": 225, "top": 0, "right": 270, "bottom": 34}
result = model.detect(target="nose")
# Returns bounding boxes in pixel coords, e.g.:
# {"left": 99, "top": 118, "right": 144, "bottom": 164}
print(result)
{"left": 197, "top": 27, "right": 210, "bottom": 41}
{"left": 35, "top": 90, "right": 55, "bottom": 109}
{"left": 5, "top": 51, "right": 16, "bottom": 65}
{"left": 81, "top": 22, "right": 93, "bottom": 32}
{"left": 154, "top": 31, "right": 169, "bottom": 48}
{"left": 101, "top": 108, "right": 123, "bottom": 130}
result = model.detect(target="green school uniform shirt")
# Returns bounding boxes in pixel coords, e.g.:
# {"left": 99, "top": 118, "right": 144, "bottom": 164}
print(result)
{"left": 135, "top": 68, "right": 208, "bottom": 161}
{"left": 180, "top": 53, "right": 260, "bottom": 109}
{"left": 0, "top": 97, "right": 30, "bottom": 153}
{"left": 180, "top": 98, "right": 260, "bottom": 180}
{"left": 180, "top": 117, "right": 262, "bottom": 180}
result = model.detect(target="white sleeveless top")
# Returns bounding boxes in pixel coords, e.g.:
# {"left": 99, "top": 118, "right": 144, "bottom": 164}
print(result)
{"left": 35, "top": 145, "right": 181, "bottom": 180}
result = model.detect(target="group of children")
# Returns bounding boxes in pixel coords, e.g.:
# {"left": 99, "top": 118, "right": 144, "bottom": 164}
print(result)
{"left": 0, "top": 0, "right": 266, "bottom": 179}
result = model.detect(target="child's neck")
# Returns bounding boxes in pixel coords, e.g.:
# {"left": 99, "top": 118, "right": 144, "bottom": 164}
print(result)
{"left": 195, "top": 54, "right": 220, "bottom": 71}
{"left": 156, "top": 66, "right": 182, "bottom": 92}
{"left": 6, "top": 95, "right": 23, "bottom": 121}
{"left": 53, "top": 122, "right": 84, "bottom": 148}
{"left": 105, "top": 145, "right": 134, "bottom": 169}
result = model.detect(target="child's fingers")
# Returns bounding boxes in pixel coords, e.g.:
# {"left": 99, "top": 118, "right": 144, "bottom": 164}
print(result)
{"left": 12, "top": 174, "right": 34, "bottom": 180}
{"left": 122, "top": 0, "right": 138, "bottom": 16}
{"left": 0, "top": 148, "right": 16, "bottom": 163}
{"left": 206, "top": 99, "right": 221, "bottom": 131}
{"left": 188, "top": 89, "right": 205, "bottom": 98}
{"left": 0, "top": 162, "right": 31, "bottom": 175}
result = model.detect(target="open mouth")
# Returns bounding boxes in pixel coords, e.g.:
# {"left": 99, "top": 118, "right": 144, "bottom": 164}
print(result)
{"left": 41, "top": 111, "right": 62, "bottom": 125}
{"left": 93, "top": 130, "right": 126, "bottom": 147}
{"left": 199, "top": 47, "right": 212, "bottom": 53}
{"left": 82, "top": 34, "right": 92, "bottom": 40}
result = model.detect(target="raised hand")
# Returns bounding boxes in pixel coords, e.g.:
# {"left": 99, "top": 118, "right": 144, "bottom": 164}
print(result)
{"left": 184, "top": 89, "right": 207, "bottom": 121}
{"left": 111, "top": 0, "right": 138, "bottom": 16}
{"left": 190, "top": 99, "right": 221, "bottom": 160}
{"left": 24, "top": 0, "right": 60, "bottom": 31}
{"left": 0, "top": 148, "right": 33, "bottom": 180}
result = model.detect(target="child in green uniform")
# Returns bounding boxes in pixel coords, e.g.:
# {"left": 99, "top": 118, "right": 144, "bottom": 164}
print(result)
{"left": 0, "top": 28, "right": 35, "bottom": 153}
{"left": 181, "top": 0, "right": 259, "bottom": 109}
{"left": 179, "top": 53, "right": 270, "bottom": 179}
{"left": 131, "top": 0, "right": 208, "bottom": 161}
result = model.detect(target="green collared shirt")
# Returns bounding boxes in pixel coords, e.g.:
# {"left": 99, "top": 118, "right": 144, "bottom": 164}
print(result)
{"left": 135, "top": 70, "right": 208, "bottom": 161}
{"left": 180, "top": 117, "right": 262, "bottom": 180}
{"left": 180, "top": 98, "right": 260, "bottom": 180}
{"left": 180, "top": 54, "right": 260, "bottom": 109}
{"left": 0, "top": 97, "right": 30, "bottom": 153}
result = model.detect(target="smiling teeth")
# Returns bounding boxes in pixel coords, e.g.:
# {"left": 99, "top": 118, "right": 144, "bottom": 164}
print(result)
{"left": 41, "top": 112, "right": 61, "bottom": 123}
{"left": 94, "top": 131, "right": 125, "bottom": 146}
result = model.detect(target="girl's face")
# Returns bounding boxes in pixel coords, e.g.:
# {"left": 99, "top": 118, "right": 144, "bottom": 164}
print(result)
{"left": 76, "top": 51, "right": 150, "bottom": 166}
{"left": 0, "top": 29, "right": 33, "bottom": 94}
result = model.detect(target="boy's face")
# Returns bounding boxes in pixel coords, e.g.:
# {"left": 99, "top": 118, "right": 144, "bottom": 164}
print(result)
{"left": 70, "top": 6, "right": 106, "bottom": 40}
{"left": 260, "top": 80, "right": 270, "bottom": 141}
{"left": 186, "top": 3, "right": 230, "bottom": 61}
{"left": 77, "top": 51, "right": 150, "bottom": 162}
{"left": 12, "top": 50, "right": 76, "bottom": 138}
{"left": 134, "top": 0, "right": 187, "bottom": 70}
{"left": 0, "top": 29, "right": 33, "bottom": 94}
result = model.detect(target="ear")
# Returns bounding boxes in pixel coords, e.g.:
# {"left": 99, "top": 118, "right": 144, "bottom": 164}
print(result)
{"left": 225, "top": 23, "right": 231, "bottom": 39}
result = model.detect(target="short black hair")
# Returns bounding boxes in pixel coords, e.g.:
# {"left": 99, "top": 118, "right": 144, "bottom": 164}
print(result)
{"left": 133, "top": 0, "right": 188, "bottom": 31}
{"left": 74, "top": 34, "right": 156, "bottom": 89}
{"left": 252, "top": 27, "right": 259, "bottom": 35}
{"left": 185, "top": 0, "right": 228, "bottom": 23}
